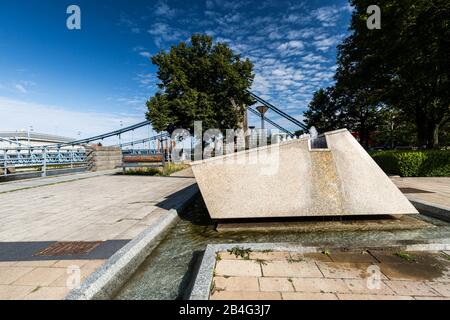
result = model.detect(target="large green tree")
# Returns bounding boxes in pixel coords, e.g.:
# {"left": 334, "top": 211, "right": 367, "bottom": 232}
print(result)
{"left": 303, "top": 87, "right": 343, "bottom": 133}
{"left": 146, "top": 34, "right": 254, "bottom": 134}
{"left": 304, "top": 0, "right": 450, "bottom": 149}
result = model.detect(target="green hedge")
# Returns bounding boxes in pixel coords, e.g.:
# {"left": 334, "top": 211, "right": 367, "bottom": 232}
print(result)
{"left": 371, "top": 150, "right": 450, "bottom": 177}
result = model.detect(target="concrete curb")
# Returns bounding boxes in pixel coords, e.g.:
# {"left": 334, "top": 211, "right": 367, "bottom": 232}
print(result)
{"left": 66, "top": 183, "right": 199, "bottom": 300}
{"left": 189, "top": 238, "right": 450, "bottom": 300}
{"left": 409, "top": 199, "right": 450, "bottom": 223}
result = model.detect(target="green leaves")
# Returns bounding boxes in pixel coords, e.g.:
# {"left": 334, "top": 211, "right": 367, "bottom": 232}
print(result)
{"left": 146, "top": 34, "right": 254, "bottom": 134}
{"left": 305, "top": 0, "right": 450, "bottom": 148}
{"left": 371, "top": 150, "right": 450, "bottom": 177}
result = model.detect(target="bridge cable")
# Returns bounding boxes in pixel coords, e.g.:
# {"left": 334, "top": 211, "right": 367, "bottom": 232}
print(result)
{"left": 246, "top": 90, "right": 308, "bottom": 131}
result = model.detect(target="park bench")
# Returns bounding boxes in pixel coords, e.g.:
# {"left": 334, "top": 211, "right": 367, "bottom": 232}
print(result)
{"left": 122, "top": 154, "right": 164, "bottom": 173}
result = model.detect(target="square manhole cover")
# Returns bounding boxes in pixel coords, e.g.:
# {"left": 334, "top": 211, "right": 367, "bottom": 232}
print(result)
{"left": 399, "top": 187, "right": 434, "bottom": 194}
{"left": 34, "top": 241, "right": 102, "bottom": 256}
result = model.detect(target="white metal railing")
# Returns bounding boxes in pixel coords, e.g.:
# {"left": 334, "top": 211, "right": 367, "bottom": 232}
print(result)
{"left": 0, "top": 147, "right": 87, "bottom": 177}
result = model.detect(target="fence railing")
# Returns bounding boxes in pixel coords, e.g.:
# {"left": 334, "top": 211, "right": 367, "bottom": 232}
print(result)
{"left": 0, "top": 148, "right": 87, "bottom": 177}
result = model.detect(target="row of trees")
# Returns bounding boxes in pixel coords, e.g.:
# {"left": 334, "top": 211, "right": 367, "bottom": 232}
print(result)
{"left": 304, "top": 0, "right": 449, "bottom": 149}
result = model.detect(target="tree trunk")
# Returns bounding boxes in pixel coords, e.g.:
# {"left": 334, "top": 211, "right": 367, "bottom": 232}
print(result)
{"left": 415, "top": 109, "right": 428, "bottom": 148}
{"left": 433, "top": 123, "right": 439, "bottom": 149}
{"left": 359, "top": 121, "right": 369, "bottom": 149}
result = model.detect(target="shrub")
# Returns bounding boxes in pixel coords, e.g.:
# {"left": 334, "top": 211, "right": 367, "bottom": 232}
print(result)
{"left": 124, "top": 163, "right": 190, "bottom": 177}
{"left": 371, "top": 150, "right": 450, "bottom": 177}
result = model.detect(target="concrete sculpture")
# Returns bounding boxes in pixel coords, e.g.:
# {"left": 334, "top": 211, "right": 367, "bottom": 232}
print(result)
{"left": 191, "top": 129, "right": 418, "bottom": 219}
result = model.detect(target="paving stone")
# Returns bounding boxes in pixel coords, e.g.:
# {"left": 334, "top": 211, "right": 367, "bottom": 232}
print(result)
{"left": 0, "top": 267, "right": 34, "bottom": 285}
{"left": 213, "top": 277, "right": 259, "bottom": 292}
{"left": 0, "top": 285, "right": 35, "bottom": 300}
{"left": 379, "top": 262, "right": 445, "bottom": 281}
{"left": 337, "top": 293, "right": 413, "bottom": 300}
{"left": 369, "top": 251, "right": 410, "bottom": 264}
{"left": 329, "top": 252, "right": 378, "bottom": 263}
{"left": 115, "top": 223, "right": 149, "bottom": 240}
{"left": 426, "top": 282, "right": 450, "bottom": 297}
{"left": 262, "top": 261, "right": 323, "bottom": 278}
{"left": 211, "top": 291, "right": 282, "bottom": 300}
{"left": 289, "top": 252, "right": 333, "bottom": 263}
{"left": 80, "top": 259, "right": 105, "bottom": 270}
{"left": 282, "top": 292, "right": 338, "bottom": 300}
{"left": 13, "top": 260, "right": 57, "bottom": 267}
{"left": 259, "top": 277, "right": 294, "bottom": 292}
{"left": 317, "top": 262, "right": 387, "bottom": 280}
{"left": 215, "top": 260, "right": 262, "bottom": 277}
{"left": 23, "top": 286, "right": 70, "bottom": 300}
{"left": 344, "top": 279, "right": 395, "bottom": 295}
{"left": 385, "top": 280, "right": 438, "bottom": 297}
{"left": 413, "top": 296, "right": 450, "bottom": 300}
{"left": 48, "top": 268, "right": 97, "bottom": 288}
{"left": 249, "top": 251, "right": 291, "bottom": 261}
{"left": 52, "top": 260, "right": 88, "bottom": 268}
{"left": 0, "top": 262, "right": 18, "bottom": 267}
{"left": 292, "top": 278, "right": 351, "bottom": 294}
{"left": 13, "top": 267, "right": 66, "bottom": 286}
{"left": 217, "top": 251, "right": 251, "bottom": 260}
{"left": 0, "top": 173, "right": 196, "bottom": 242}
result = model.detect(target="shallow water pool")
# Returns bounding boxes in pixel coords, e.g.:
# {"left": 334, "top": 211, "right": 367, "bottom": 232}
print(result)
{"left": 115, "top": 196, "right": 450, "bottom": 300}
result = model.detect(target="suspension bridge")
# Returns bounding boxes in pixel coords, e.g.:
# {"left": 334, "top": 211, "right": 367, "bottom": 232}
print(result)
{"left": 0, "top": 91, "right": 308, "bottom": 179}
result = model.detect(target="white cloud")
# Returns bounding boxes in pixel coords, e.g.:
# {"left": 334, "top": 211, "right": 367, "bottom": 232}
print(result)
{"left": 0, "top": 96, "right": 145, "bottom": 139}
{"left": 148, "top": 22, "right": 187, "bottom": 47}
{"left": 139, "top": 51, "right": 152, "bottom": 58}
{"left": 14, "top": 84, "right": 27, "bottom": 94}
{"left": 277, "top": 40, "right": 304, "bottom": 51}
{"left": 154, "top": 0, "right": 176, "bottom": 18}
{"left": 313, "top": 34, "right": 344, "bottom": 52}
{"left": 311, "top": 5, "right": 341, "bottom": 26}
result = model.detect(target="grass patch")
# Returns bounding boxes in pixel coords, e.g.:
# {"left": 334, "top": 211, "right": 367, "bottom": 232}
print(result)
{"left": 124, "top": 163, "right": 190, "bottom": 177}
{"left": 227, "top": 246, "right": 252, "bottom": 260}
{"left": 254, "top": 258, "right": 268, "bottom": 266}
{"left": 287, "top": 256, "right": 304, "bottom": 263}
{"left": 210, "top": 280, "right": 224, "bottom": 295}
{"left": 394, "top": 251, "right": 415, "bottom": 262}
{"left": 30, "top": 286, "right": 41, "bottom": 293}
{"left": 441, "top": 253, "right": 450, "bottom": 261}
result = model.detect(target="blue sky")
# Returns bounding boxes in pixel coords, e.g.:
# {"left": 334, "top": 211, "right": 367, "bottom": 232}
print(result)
{"left": 0, "top": 0, "right": 352, "bottom": 140}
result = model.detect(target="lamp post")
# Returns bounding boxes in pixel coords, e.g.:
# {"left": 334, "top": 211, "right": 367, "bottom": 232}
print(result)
{"left": 27, "top": 125, "right": 33, "bottom": 145}
{"left": 119, "top": 121, "right": 123, "bottom": 147}
{"left": 256, "top": 106, "right": 269, "bottom": 130}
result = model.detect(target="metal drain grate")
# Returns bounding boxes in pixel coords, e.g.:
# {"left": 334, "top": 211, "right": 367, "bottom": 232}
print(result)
{"left": 399, "top": 187, "right": 434, "bottom": 194}
{"left": 33, "top": 241, "right": 102, "bottom": 256}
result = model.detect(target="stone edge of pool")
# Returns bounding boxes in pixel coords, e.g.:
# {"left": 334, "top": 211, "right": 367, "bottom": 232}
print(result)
{"left": 189, "top": 239, "right": 450, "bottom": 300}
{"left": 408, "top": 199, "right": 450, "bottom": 223}
{"left": 65, "top": 183, "right": 199, "bottom": 300}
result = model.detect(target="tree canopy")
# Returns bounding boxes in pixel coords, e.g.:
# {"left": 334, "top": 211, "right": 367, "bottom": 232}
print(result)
{"left": 304, "top": 0, "right": 450, "bottom": 149}
{"left": 146, "top": 34, "right": 254, "bottom": 134}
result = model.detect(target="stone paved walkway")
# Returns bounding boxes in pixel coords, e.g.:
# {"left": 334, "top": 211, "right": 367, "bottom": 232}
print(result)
{"left": 0, "top": 171, "right": 195, "bottom": 242}
{"left": 391, "top": 177, "right": 450, "bottom": 209}
{"left": 210, "top": 250, "right": 450, "bottom": 300}
{"left": 0, "top": 259, "right": 105, "bottom": 300}
{"left": 0, "top": 170, "right": 119, "bottom": 194}
{"left": 0, "top": 169, "right": 196, "bottom": 299}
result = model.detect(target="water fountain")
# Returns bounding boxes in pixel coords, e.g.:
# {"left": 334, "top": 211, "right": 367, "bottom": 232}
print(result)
{"left": 190, "top": 128, "right": 418, "bottom": 219}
